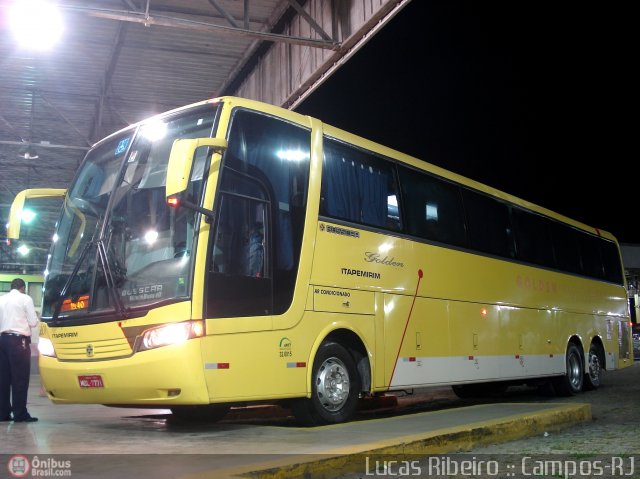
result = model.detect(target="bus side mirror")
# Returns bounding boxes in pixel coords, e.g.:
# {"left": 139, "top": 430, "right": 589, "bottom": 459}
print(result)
{"left": 166, "top": 137, "right": 228, "bottom": 198}
{"left": 8, "top": 188, "right": 67, "bottom": 239}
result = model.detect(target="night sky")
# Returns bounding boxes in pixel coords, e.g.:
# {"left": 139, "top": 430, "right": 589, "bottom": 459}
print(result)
{"left": 296, "top": 1, "right": 635, "bottom": 243}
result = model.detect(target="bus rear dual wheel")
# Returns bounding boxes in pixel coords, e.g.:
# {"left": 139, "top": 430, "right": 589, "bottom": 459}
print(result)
{"left": 292, "top": 341, "right": 361, "bottom": 426}
{"left": 553, "top": 342, "right": 602, "bottom": 396}
{"left": 583, "top": 342, "right": 603, "bottom": 391}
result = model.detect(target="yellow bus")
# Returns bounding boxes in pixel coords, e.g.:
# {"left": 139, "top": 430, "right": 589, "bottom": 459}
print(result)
{"left": 8, "top": 97, "right": 632, "bottom": 425}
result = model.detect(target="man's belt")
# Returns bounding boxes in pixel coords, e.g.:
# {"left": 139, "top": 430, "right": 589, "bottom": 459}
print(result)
{"left": 0, "top": 332, "right": 29, "bottom": 338}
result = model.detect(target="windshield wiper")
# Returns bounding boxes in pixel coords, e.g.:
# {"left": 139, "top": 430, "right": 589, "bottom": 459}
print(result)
{"left": 51, "top": 238, "right": 128, "bottom": 323}
{"left": 97, "top": 240, "right": 128, "bottom": 319}
{"left": 52, "top": 240, "right": 95, "bottom": 324}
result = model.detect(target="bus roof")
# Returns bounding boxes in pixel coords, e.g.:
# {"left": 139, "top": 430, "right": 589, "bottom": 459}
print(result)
{"left": 94, "top": 95, "right": 618, "bottom": 243}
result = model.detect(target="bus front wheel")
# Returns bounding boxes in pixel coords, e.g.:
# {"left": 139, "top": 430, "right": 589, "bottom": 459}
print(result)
{"left": 292, "top": 341, "right": 361, "bottom": 426}
{"left": 553, "top": 343, "right": 584, "bottom": 396}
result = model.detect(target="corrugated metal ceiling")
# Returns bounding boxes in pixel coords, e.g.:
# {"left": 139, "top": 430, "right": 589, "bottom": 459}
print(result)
{"left": 0, "top": 0, "right": 327, "bottom": 270}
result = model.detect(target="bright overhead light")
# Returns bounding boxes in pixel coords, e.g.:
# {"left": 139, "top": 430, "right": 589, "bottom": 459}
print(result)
{"left": 17, "top": 244, "right": 30, "bottom": 256}
{"left": 21, "top": 209, "right": 36, "bottom": 224}
{"left": 276, "top": 149, "right": 309, "bottom": 162}
{"left": 144, "top": 230, "right": 159, "bottom": 245}
{"left": 141, "top": 120, "right": 167, "bottom": 141}
{"left": 9, "top": 0, "right": 64, "bottom": 50}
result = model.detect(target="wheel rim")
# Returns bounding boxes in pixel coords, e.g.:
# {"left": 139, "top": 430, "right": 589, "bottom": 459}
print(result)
{"left": 588, "top": 352, "right": 601, "bottom": 383}
{"left": 568, "top": 351, "right": 582, "bottom": 389}
{"left": 315, "top": 356, "right": 350, "bottom": 412}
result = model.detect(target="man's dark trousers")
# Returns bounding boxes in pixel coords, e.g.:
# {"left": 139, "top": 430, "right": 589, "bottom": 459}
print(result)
{"left": 0, "top": 334, "right": 32, "bottom": 421}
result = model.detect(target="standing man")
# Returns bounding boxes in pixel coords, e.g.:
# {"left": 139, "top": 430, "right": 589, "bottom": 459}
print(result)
{"left": 0, "top": 278, "right": 40, "bottom": 422}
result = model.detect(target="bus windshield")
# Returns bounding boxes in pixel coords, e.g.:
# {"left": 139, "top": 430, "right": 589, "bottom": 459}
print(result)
{"left": 42, "top": 105, "right": 218, "bottom": 320}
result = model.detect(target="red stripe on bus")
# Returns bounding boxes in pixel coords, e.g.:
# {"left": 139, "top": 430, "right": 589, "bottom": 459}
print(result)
{"left": 389, "top": 269, "right": 423, "bottom": 386}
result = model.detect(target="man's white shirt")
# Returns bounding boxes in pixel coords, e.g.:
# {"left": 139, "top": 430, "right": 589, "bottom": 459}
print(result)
{"left": 0, "top": 289, "right": 40, "bottom": 336}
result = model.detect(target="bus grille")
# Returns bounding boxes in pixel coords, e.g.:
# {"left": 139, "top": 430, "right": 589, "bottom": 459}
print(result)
{"left": 55, "top": 338, "right": 132, "bottom": 361}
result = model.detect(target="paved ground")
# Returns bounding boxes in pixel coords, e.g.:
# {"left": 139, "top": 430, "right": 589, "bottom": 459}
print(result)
{"left": 334, "top": 360, "right": 640, "bottom": 479}
{"left": 355, "top": 358, "right": 640, "bottom": 456}
{"left": 466, "top": 360, "right": 640, "bottom": 455}
{"left": 3, "top": 360, "right": 637, "bottom": 479}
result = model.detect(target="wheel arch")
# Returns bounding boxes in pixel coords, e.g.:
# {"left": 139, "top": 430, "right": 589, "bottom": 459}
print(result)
{"left": 553, "top": 336, "right": 586, "bottom": 396}
{"left": 566, "top": 334, "right": 586, "bottom": 373}
{"left": 306, "top": 325, "right": 372, "bottom": 395}
{"left": 567, "top": 334, "right": 585, "bottom": 354}
{"left": 588, "top": 335, "right": 606, "bottom": 370}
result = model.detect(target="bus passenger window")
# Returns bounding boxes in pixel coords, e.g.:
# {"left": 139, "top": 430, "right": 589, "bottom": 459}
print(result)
{"left": 578, "top": 233, "right": 604, "bottom": 279}
{"left": 513, "top": 208, "right": 555, "bottom": 267}
{"left": 321, "top": 139, "right": 401, "bottom": 231}
{"left": 551, "top": 223, "right": 582, "bottom": 275}
{"left": 398, "top": 167, "right": 466, "bottom": 246}
{"left": 601, "top": 240, "right": 623, "bottom": 284}
{"left": 461, "top": 189, "right": 514, "bottom": 259}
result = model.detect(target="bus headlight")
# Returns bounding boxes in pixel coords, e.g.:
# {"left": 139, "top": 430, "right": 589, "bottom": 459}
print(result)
{"left": 38, "top": 337, "right": 57, "bottom": 357}
{"left": 138, "top": 320, "right": 205, "bottom": 352}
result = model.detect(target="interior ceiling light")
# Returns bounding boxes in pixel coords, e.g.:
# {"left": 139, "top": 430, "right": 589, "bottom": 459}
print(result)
{"left": 18, "top": 146, "right": 39, "bottom": 160}
{"left": 9, "top": 0, "right": 64, "bottom": 50}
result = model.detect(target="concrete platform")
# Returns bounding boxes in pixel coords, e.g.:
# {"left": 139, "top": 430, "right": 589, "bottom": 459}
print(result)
{"left": 0, "top": 375, "right": 591, "bottom": 479}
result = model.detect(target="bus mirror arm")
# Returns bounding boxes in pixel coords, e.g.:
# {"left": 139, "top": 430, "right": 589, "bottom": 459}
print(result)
{"left": 168, "top": 193, "right": 215, "bottom": 222}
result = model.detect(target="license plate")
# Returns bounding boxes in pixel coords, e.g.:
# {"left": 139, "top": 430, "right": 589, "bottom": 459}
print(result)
{"left": 78, "top": 375, "right": 104, "bottom": 388}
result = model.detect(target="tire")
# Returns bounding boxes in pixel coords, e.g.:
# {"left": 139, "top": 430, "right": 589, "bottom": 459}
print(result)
{"left": 292, "top": 341, "right": 361, "bottom": 426}
{"left": 553, "top": 343, "right": 584, "bottom": 396}
{"left": 170, "top": 404, "right": 230, "bottom": 423}
{"left": 583, "top": 342, "right": 603, "bottom": 391}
